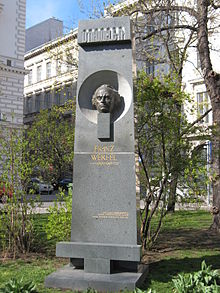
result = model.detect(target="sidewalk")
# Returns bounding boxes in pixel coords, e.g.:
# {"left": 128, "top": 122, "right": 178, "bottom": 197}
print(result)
{"left": 139, "top": 199, "right": 212, "bottom": 211}
{"left": 0, "top": 201, "right": 63, "bottom": 214}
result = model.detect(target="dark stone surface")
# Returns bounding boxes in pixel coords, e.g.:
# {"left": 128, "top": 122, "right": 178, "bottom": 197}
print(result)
{"left": 97, "top": 113, "right": 111, "bottom": 139}
{"left": 56, "top": 242, "right": 141, "bottom": 261}
{"left": 70, "top": 153, "right": 138, "bottom": 245}
{"left": 45, "top": 264, "right": 149, "bottom": 292}
{"left": 78, "top": 16, "right": 131, "bottom": 45}
{"left": 84, "top": 258, "right": 110, "bottom": 274}
{"left": 45, "top": 16, "right": 145, "bottom": 291}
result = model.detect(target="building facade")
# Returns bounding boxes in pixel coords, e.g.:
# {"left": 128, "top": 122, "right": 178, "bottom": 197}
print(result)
{"left": 0, "top": 0, "right": 26, "bottom": 127}
{"left": 24, "top": 22, "right": 78, "bottom": 124}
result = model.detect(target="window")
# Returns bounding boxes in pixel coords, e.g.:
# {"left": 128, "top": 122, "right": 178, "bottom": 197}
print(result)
{"left": 56, "top": 59, "right": 61, "bottom": 74}
{"left": 44, "top": 92, "right": 51, "bottom": 109}
{"left": 35, "top": 94, "right": 41, "bottom": 112}
{"left": 27, "top": 96, "right": 33, "bottom": 113}
{"left": 197, "top": 92, "right": 211, "bottom": 123}
{"left": 7, "top": 59, "right": 11, "bottom": 66}
{"left": 64, "top": 86, "right": 71, "bottom": 102}
{"left": 55, "top": 91, "right": 61, "bottom": 105}
{"left": 37, "top": 65, "right": 42, "bottom": 82}
{"left": 28, "top": 69, "right": 32, "bottom": 85}
{"left": 145, "top": 60, "right": 155, "bottom": 76}
{"left": 46, "top": 62, "right": 51, "bottom": 78}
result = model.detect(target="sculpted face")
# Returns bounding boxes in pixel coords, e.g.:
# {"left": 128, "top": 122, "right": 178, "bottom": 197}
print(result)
{"left": 95, "top": 88, "right": 114, "bottom": 113}
{"left": 92, "top": 85, "right": 120, "bottom": 113}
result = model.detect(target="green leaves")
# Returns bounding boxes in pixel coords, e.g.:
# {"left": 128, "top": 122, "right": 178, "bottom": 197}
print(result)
{"left": 172, "top": 261, "right": 220, "bottom": 293}
{"left": 26, "top": 102, "right": 75, "bottom": 184}
{"left": 45, "top": 188, "right": 72, "bottom": 242}
{"left": 136, "top": 72, "right": 210, "bottom": 248}
{"left": 0, "top": 278, "right": 38, "bottom": 293}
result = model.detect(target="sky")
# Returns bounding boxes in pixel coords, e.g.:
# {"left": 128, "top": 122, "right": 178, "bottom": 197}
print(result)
{"left": 26, "top": 0, "right": 94, "bottom": 31}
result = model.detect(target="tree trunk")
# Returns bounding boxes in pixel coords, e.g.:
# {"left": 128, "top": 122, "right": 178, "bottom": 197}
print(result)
{"left": 197, "top": 0, "right": 220, "bottom": 231}
{"left": 210, "top": 104, "right": 220, "bottom": 231}
{"left": 167, "top": 173, "right": 178, "bottom": 212}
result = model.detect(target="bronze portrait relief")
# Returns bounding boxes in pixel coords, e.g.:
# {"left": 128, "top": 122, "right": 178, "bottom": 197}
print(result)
{"left": 92, "top": 84, "right": 121, "bottom": 114}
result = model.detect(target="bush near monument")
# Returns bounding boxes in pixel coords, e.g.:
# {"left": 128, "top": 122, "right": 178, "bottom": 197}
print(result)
{"left": 45, "top": 188, "right": 72, "bottom": 242}
{"left": 0, "top": 102, "right": 75, "bottom": 257}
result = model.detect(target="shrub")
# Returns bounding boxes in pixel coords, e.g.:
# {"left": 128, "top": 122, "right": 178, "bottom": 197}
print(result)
{"left": 0, "top": 277, "right": 38, "bottom": 293}
{"left": 45, "top": 188, "right": 72, "bottom": 242}
{"left": 172, "top": 260, "right": 220, "bottom": 292}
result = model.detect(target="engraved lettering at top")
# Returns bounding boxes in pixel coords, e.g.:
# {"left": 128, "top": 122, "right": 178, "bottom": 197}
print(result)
{"left": 81, "top": 26, "right": 126, "bottom": 43}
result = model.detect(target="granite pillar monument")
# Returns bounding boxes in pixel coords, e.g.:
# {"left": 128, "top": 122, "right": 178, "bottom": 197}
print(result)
{"left": 45, "top": 16, "right": 146, "bottom": 291}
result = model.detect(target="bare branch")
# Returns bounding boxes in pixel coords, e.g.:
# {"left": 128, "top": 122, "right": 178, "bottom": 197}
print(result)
{"left": 181, "top": 107, "right": 212, "bottom": 137}
{"left": 142, "top": 25, "right": 197, "bottom": 40}
{"left": 179, "top": 29, "right": 197, "bottom": 76}
{"left": 128, "top": 5, "right": 198, "bottom": 19}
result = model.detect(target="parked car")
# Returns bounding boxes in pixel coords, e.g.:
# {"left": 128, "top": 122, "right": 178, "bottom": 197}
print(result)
{"left": 0, "top": 181, "right": 13, "bottom": 203}
{"left": 57, "top": 178, "right": 72, "bottom": 191}
{"left": 27, "top": 178, "right": 53, "bottom": 194}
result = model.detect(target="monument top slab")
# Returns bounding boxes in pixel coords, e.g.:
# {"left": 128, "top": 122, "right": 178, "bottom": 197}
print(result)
{"left": 78, "top": 16, "right": 131, "bottom": 45}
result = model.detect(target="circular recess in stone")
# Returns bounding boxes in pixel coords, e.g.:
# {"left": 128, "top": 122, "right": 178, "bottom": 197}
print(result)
{"left": 78, "top": 70, "right": 132, "bottom": 124}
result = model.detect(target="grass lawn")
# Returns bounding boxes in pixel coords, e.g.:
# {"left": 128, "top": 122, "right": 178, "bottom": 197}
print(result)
{"left": 0, "top": 257, "right": 72, "bottom": 293}
{"left": 0, "top": 210, "right": 220, "bottom": 292}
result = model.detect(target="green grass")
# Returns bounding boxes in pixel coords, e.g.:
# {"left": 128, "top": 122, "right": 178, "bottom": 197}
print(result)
{"left": 160, "top": 210, "right": 212, "bottom": 230}
{"left": 0, "top": 258, "right": 72, "bottom": 293}
{"left": 141, "top": 249, "right": 220, "bottom": 292}
{"left": 0, "top": 210, "right": 220, "bottom": 293}
{"left": 150, "top": 210, "right": 212, "bottom": 232}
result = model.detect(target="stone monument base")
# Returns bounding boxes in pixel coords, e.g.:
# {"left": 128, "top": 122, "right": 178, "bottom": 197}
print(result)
{"left": 45, "top": 263, "right": 148, "bottom": 292}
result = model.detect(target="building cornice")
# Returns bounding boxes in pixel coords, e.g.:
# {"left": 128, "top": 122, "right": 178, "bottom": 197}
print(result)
{"left": 189, "top": 77, "right": 204, "bottom": 85}
{"left": 0, "top": 63, "right": 28, "bottom": 75}
{"left": 25, "top": 29, "right": 78, "bottom": 60}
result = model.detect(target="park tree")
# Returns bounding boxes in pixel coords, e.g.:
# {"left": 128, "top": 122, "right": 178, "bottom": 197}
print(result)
{"left": 26, "top": 101, "right": 75, "bottom": 185}
{"left": 136, "top": 72, "right": 209, "bottom": 248}
{"left": 101, "top": 0, "right": 220, "bottom": 230}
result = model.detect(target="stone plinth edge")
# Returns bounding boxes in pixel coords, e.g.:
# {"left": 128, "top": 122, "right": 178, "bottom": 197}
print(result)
{"left": 45, "top": 263, "right": 149, "bottom": 292}
{"left": 56, "top": 242, "right": 141, "bottom": 262}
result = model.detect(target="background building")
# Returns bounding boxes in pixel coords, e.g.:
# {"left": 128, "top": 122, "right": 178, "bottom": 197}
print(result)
{"left": 24, "top": 19, "right": 78, "bottom": 125}
{"left": 26, "top": 18, "right": 63, "bottom": 52}
{"left": 0, "top": 0, "right": 26, "bottom": 127}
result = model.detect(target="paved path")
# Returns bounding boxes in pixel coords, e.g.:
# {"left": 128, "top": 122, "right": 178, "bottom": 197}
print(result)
{"left": 1, "top": 199, "right": 211, "bottom": 214}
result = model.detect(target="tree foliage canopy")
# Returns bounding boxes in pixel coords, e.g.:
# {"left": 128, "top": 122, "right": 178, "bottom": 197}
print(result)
{"left": 136, "top": 72, "right": 210, "bottom": 248}
{"left": 26, "top": 101, "right": 75, "bottom": 184}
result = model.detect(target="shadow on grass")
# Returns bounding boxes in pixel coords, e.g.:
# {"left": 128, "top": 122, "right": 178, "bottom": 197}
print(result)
{"left": 154, "top": 228, "right": 220, "bottom": 251}
{"left": 141, "top": 254, "right": 220, "bottom": 290}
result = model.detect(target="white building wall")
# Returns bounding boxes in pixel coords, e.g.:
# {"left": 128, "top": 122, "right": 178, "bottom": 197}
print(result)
{"left": 24, "top": 30, "right": 78, "bottom": 123}
{"left": 182, "top": 27, "right": 220, "bottom": 125}
{"left": 0, "top": 0, "right": 26, "bottom": 126}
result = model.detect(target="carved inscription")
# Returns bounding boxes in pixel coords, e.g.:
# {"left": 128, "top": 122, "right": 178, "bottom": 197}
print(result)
{"left": 90, "top": 145, "right": 119, "bottom": 166}
{"left": 81, "top": 26, "right": 125, "bottom": 43}
{"left": 93, "top": 211, "right": 129, "bottom": 219}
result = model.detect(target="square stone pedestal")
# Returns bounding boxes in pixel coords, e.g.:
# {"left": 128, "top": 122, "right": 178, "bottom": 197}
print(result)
{"left": 45, "top": 242, "right": 148, "bottom": 291}
{"left": 45, "top": 263, "right": 148, "bottom": 292}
